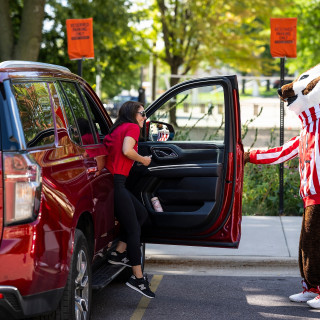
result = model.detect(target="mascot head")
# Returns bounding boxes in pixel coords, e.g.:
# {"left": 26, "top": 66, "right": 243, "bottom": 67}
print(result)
{"left": 278, "top": 64, "right": 320, "bottom": 115}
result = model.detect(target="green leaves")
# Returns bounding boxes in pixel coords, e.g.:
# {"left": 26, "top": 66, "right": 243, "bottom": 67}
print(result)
{"left": 243, "top": 158, "right": 303, "bottom": 216}
{"left": 39, "top": 0, "right": 149, "bottom": 99}
{"left": 148, "top": 0, "right": 288, "bottom": 77}
{"left": 285, "top": 0, "right": 320, "bottom": 74}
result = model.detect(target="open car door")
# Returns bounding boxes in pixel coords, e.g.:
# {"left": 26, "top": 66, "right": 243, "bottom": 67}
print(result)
{"left": 126, "top": 76, "right": 244, "bottom": 248}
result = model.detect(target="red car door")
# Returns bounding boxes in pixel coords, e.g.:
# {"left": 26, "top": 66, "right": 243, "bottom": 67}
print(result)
{"left": 127, "top": 76, "right": 244, "bottom": 247}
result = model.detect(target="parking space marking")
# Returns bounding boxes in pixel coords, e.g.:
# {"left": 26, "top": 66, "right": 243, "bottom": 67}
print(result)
{"left": 130, "top": 275, "right": 163, "bottom": 320}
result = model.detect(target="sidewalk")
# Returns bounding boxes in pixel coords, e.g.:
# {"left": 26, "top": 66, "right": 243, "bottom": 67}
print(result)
{"left": 145, "top": 216, "right": 302, "bottom": 267}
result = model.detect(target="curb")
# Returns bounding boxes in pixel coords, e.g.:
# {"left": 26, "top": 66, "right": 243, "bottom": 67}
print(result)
{"left": 145, "top": 255, "right": 299, "bottom": 268}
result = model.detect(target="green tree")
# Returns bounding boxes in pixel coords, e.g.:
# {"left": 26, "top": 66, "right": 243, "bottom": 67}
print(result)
{"left": 285, "top": 0, "right": 320, "bottom": 74}
{"left": 0, "top": 0, "right": 46, "bottom": 61}
{"left": 40, "top": 0, "right": 149, "bottom": 99}
{"left": 219, "top": 3, "right": 285, "bottom": 76}
{"left": 141, "top": 0, "right": 287, "bottom": 124}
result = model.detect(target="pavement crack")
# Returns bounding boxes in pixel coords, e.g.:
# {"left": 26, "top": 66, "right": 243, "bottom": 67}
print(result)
{"left": 279, "top": 215, "right": 291, "bottom": 257}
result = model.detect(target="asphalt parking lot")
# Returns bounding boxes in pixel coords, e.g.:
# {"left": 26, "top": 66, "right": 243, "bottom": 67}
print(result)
{"left": 90, "top": 216, "right": 317, "bottom": 320}
{"left": 91, "top": 273, "right": 320, "bottom": 320}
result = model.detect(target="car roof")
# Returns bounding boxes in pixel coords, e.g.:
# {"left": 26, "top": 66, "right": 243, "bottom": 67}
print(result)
{"left": 0, "top": 60, "right": 71, "bottom": 73}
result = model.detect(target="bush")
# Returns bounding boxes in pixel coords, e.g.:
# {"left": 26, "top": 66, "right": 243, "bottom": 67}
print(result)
{"left": 242, "top": 157, "right": 303, "bottom": 216}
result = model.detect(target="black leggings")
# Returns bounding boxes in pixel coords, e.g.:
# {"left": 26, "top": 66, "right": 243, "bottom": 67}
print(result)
{"left": 114, "top": 174, "right": 148, "bottom": 266}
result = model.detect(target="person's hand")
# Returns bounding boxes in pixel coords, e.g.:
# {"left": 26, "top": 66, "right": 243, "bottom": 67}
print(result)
{"left": 244, "top": 152, "right": 250, "bottom": 165}
{"left": 141, "top": 156, "right": 152, "bottom": 166}
{"left": 94, "top": 169, "right": 102, "bottom": 177}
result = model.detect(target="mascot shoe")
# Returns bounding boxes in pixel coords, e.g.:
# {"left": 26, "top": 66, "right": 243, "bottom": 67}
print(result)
{"left": 289, "top": 290, "right": 318, "bottom": 302}
{"left": 289, "top": 281, "right": 319, "bottom": 302}
{"left": 307, "top": 294, "right": 320, "bottom": 308}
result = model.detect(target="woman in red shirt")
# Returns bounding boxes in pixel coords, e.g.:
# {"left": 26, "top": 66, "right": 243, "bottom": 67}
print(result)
{"left": 103, "top": 101, "right": 155, "bottom": 298}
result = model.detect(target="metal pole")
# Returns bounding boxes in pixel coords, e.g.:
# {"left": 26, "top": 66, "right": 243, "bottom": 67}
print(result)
{"left": 279, "top": 57, "right": 285, "bottom": 214}
{"left": 77, "top": 59, "right": 83, "bottom": 77}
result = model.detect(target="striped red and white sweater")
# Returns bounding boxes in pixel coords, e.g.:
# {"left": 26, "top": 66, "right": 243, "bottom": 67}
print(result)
{"left": 250, "top": 104, "right": 320, "bottom": 207}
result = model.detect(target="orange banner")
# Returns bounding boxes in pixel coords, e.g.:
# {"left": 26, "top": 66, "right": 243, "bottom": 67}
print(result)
{"left": 270, "top": 18, "right": 297, "bottom": 58}
{"left": 66, "top": 18, "right": 94, "bottom": 60}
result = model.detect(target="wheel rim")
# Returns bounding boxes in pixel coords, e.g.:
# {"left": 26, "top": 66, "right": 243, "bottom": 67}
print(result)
{"left": 74, "top": 249, "right": 89, "bottom": 320}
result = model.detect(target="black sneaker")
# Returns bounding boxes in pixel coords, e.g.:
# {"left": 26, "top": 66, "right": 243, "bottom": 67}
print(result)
{"left": 126, "top": 274, "right": 155, "bottom": 298}
{"left": 108, "top": 251, "right": 131, "bottom": 267}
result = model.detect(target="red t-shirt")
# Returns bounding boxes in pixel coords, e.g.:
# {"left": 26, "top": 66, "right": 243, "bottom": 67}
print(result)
{"left": 103, "top": 122, "right": 140, "bottom": 176}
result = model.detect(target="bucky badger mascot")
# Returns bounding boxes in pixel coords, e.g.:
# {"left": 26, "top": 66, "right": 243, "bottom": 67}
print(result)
{"left": 245, "top": 64, "right": 320, "bottom": 309}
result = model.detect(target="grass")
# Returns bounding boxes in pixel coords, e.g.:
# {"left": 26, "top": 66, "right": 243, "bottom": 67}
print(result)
{"left": 240, "top": 87, "right": 278, "bottom": 99}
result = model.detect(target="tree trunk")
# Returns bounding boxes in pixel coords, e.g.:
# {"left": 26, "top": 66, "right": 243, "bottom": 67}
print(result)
{"left": 0, "top": 0, "right": 14, "bottom": 60}
{"left": 266, "top": 79, "right": 270, "bottom": 92}
{"left": 152, "top": 58, "right": 157, "bottom": 101}
{"left": 242, "top": 78, "right": 246, "bottom": 94}
{"left": 13, "top": 0, "right": 46, "bottom": 61}
{"left": 169, "top": 66, "right": 180, "bottom": 126}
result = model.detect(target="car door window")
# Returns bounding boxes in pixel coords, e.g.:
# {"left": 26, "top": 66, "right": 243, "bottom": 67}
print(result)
{"left": 48, "top": 82, "right": 68, "bottom": 130}
{"left": 79, "top": 86, "right": 109, "bottom": 142}
{"left": 60, "top": 81, "right": 96, "bottom": 146}
{"left": 12, "top": 82, "right": 55, "bottom": 148}
{"left": 54, "top": 82, "right": 81, "bottom": 145}
{"left": 150, "top": 85, "right": 225, "bottom": 143}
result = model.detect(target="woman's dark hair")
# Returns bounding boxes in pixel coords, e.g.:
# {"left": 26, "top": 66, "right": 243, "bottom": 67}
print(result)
{"left": 109, "top": 100, "right": 144, "bottom": 134}
{"left": 77, "top": 117, "right": 91, "bottom": 136}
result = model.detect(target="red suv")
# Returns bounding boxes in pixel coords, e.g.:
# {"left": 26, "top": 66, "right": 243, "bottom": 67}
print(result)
{"left": 0, "top": 61, "right": 244, "bottom": 319}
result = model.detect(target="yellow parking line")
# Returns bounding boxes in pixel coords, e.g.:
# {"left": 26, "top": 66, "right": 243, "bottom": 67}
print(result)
{"left": 130, "top": 275, "right": 163, "bottom": 320}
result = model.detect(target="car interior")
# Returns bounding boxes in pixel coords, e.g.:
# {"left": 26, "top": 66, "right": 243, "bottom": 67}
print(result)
{"left": 125, "top": 80, "right": 236, "bottom": 239}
